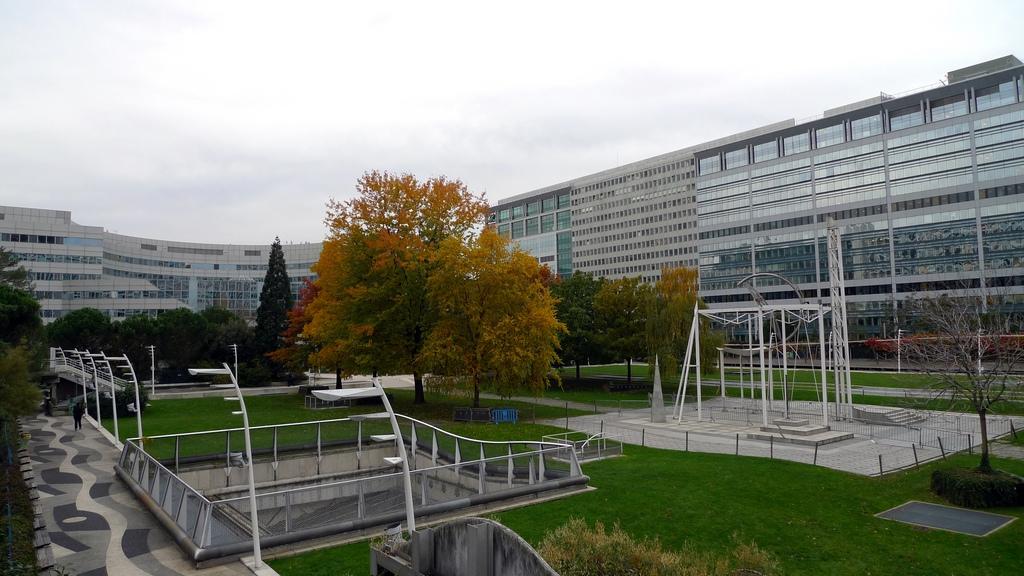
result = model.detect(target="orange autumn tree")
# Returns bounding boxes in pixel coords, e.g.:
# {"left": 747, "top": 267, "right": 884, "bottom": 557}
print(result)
{"left": 422, "top": 228, "right": 564, "bottom": 407}
{"left": 307, "top": 171, "right": 487, "bottom": 403}
{"left": 268, "top": 279, "right": 327, "bottom": 380}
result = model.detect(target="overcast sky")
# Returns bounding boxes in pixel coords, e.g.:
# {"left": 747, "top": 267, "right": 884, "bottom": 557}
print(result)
{"left": 1, "top": 1, "right": 1021, "bottom": 244}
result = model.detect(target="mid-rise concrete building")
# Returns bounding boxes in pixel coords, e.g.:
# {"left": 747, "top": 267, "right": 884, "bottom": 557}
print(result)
{"left": 0, "top": 206, "right": 321, "bottom": 322}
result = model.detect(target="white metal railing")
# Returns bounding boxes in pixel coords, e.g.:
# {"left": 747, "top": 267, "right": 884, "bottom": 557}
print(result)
{"left": 115, "top": 414, "right": 584, "bottom": 557}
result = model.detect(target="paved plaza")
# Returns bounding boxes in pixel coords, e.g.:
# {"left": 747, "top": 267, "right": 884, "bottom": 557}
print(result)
{"left": 23, "top": 415, "right": 253, "bottom": 576}
{"left": 552, "top": 397, "right": 1024, "bottom": 476}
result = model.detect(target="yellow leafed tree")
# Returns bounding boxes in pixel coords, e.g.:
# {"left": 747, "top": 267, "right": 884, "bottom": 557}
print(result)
{"left": 422, "top": 228, "right": 564, "bottom": 406}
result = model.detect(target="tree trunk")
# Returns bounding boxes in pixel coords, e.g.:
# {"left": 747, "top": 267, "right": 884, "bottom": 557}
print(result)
{"left": 626, "top": 358, "right": 632, "bottom": 385}
{"left": 978, "top": 408, "right": 992, "bottom": 473}
{"left": 473, "top": 375, "right": 481, "bottom": 408}
{"left": 335, "top": 365, "right": 342, "bottom": 390}
{"left": 575, "top": 361, "right": 581, "bottom": 383}
{"left": 414, "top": 371, "right": 425, "bottom": 404}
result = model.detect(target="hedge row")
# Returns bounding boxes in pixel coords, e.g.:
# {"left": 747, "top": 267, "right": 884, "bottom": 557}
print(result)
{"left": 930, "top": 467, "right": 1024, "bottom": 508}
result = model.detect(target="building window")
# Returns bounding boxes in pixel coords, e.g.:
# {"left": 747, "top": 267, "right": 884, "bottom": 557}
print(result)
{"left": 497, "top": 223, "right": 511, "bottom": 238}
{"left": 725, "top": 148, "right": 748, "bottom": 169}
{"left": 815, "top": 123, "right": 845, "bottom": 148}
{"left": 753, "top": 141, "right": 778, "bottom": 163}
{"left": 889, "top": 105, "right": 924, "bottom": 131}
{"left": 976, "top": 80, "right": 1017, "bottom": 111}
{"left": 511, "top": 221, "right": 524, "bottom": 239}
{"left": 851, "top": 114, "right": 882, "bottom": 140}
{"left": 513, "top": 205, "right": 525, "bottom": 219}
{"left": 540, "top": 213, "right": 555, "bottom": 233}
{"left": 930, "top": 94, "right": 967, "bottom": 121}
{"left": 783, "top": 132, "right": 810, "bottom": 155}
{"left": 557, "top": 194, "right": 571, "bottom": 209}
{"left": 556, "top": 210, "right": 571, "bottom": 230}
{"left": 699, "top": 155, "right": 721, "bottom": 175}
{"left": 141, "top": 243, "right": 157, "bottom": 251}
{"left": 499, "top": 209, "right": 510, "bottom": 222}
{"left": 542, "top": 197, "right": 555, "bottom": 212}
{"left": 526, "top": 201, "right": 540, "bottom": 217}
{"left": 525, "top": 217, "right": 539, "bottom": 236}
{"left": 244, "top": 249, "right": 261, "bottom": 256}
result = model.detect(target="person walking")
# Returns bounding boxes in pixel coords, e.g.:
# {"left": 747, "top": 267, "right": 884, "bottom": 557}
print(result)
{"left": 73, "top": 401, "right": 85, "bottom": 431}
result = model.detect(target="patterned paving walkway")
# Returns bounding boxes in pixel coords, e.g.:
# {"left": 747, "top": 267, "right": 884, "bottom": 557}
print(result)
{"left": 24, "top": 414, "right": 248, "bottom": 576}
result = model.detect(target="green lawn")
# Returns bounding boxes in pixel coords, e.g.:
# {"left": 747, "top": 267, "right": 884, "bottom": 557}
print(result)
{"left": 100, "top": 389, "right": 588, "bottom": 459}
{"left": 270, "top": 448, "right": 1024, "bottom": 576}
{"left": 558, "top": 363, "right": 941, "bottom": 389}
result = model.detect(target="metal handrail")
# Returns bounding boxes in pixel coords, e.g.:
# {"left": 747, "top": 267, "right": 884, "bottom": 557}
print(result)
{"left": 212, "top": 444, "right": 572, "bottom": 504}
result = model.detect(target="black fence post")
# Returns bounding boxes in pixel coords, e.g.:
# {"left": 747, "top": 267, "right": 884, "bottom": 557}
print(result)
{"left": 968, "top": 434, "right": 973, "bottom": 455}
{"left": 1011, "top": 420, "right": 1017, "bottom": 439}
{"left": 878, "top": 454, "right": 883, "bottom": 476}
{"left": 912, "top": 443, "right": 919, "bottom": 468}
{"left": 564, "top": 402, "right": 569, "bottom": 430}
{"left": 770, "top": 435, "right": 774, "bottom": 459}
{"left": 735, "top": 433, "right": 739, "bottom": 456}
{"left": 938, "top": 436, "right": 946, "bottom": 460}
{"left": 813, "top": 444, "right": 818, "bottom": 466}
{"left": 642, "top": 428, "right": 646, "bottom": 447}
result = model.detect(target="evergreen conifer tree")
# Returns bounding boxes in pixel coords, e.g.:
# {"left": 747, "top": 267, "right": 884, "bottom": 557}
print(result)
{"left": 255, "top": 237, "right": 293, "bottom": 361}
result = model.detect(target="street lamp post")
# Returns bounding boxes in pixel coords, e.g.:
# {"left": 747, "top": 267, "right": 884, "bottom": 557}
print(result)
{"left": 896, "top": 329, "right": 905, "bottom": 374}
{"left": 310, "top": 378, "right": 417, "bottom": 534}
{"left": 147, "top": 345, "right": 156, "bottom": 396}
{"left": 82, "top": 350, "right": 102, "bottom": 430}
{"left": 109, "top": 355, "right": 144, "bottom": 443}
{"left": 188, "top": 363, "right": 261, "bottom": 570}
{"left": 94, "top": 353, "right": 120, "bottom": 446}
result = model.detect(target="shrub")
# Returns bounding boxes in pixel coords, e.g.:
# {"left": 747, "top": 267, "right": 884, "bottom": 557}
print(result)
{"left": 931, "top": 467, "right": 1024, "bottom": 508}
{"left": 537, "top": 518, "right": 777, "bottom": 576}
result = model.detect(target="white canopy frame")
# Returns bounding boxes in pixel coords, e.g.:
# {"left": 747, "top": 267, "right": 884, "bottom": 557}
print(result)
{"left": 672, "top": 302, "right": 840, "bottom": 428}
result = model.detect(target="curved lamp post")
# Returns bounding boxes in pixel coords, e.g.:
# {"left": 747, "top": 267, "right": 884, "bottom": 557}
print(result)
{"left": 311, "top": 377, "right": 416, "bottom": 533}
{"left": 92, "top": 353, "right": 120, "bottom": 446}
{"left": 188, "top": 363, "right": 262, "bottom": 570}
{"left": 108, "top": 355, "right": 144, "bottom": 444}
{"left": 81, "top": 350, "right": 102, "bottom": 430}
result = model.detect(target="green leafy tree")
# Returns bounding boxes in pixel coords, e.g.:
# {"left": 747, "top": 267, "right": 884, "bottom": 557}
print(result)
{"left": 422, "top": 229, "right": 564, "bottom": 406}
{"left": 0, "top": 345, "right": 41, "bottom": 419}
{"left": 46, "top": 308, "right": 113, "bottom": 353}
{"left": 646, "top": 267, "right": 721, "bottom": 380}
{"left": 255, "top": 237, "right": 293, "bottom": 362}
{"left": 156, "top": 308, "right": 209, "bottom": 369}
{"left": 594, "top": 277, "right": 651, "bottom": 386}
{"left": 202, "top": 306, "right": 255, "bottom": 367}
{"left": 552, "top": 272, "right": 605, "bottom": 383}
{"left": 112, "top": 314, "right": 158, "bottom": 375}
{"left": 0, "top": 285, "right": 42, "bottom": 348}
{"left": 0, "top": 247, "right": 31, "bottom": 291}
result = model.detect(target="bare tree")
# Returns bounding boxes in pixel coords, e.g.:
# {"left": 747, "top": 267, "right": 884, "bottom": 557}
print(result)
{"left": 901, "top": 291, "right": 1024, "bottom": 473}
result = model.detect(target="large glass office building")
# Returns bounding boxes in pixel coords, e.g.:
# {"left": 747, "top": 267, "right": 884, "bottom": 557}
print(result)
{"left": 695, "top": 55, "right": 1024, "bottom": 338}
{"left": 1, "top": 206, "right": 321, "bottom": 322}
{"left": 496, "top": 56, "right": 1024, "bottom": 338}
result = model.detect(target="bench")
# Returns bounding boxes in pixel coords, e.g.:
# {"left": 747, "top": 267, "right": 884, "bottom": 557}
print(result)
{"left": 452, "top": 407, "right": 519, "bottom": 424}
{"left": 453, "top": 407, "right": 493, "bottom": 423}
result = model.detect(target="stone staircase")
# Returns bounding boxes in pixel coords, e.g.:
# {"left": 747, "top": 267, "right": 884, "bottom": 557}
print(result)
{"left": 853, "top": 406, "right": 926, "bottom": 426}
{"left": 746, "top": 418, "right": 854, "bottom": 446}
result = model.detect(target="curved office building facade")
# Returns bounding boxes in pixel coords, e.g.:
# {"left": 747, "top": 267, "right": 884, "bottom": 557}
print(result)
{"left": 0, "top": 206, "right": 321, "bottom": 323}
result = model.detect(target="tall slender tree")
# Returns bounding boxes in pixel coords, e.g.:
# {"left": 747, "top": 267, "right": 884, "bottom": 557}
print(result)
{"left": 552, "top": 272, "right": 605, "bottom": 383}
{"left": 594, "top": 277, "right": 651, "bottom": 386}
{"left": 0, "top": 247, "right": 31, "bottom": 291}
{"left": 255, "top": 237, "right": 293, "bottom": 362}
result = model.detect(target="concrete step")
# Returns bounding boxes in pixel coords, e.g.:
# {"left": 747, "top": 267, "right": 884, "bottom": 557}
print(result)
{"left": 747, "top": 430, "right": 854, "bottom": 447}
{"left": 760, "top": 423, "right": 830, "bottom": 436}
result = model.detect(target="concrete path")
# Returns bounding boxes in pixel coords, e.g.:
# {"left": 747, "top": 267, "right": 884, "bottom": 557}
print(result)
{"left": 990, "top": 440, "right": 1024, "bottom": 460}
{"left": 23, "top": 414, "right": 251, "bottom": 576}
